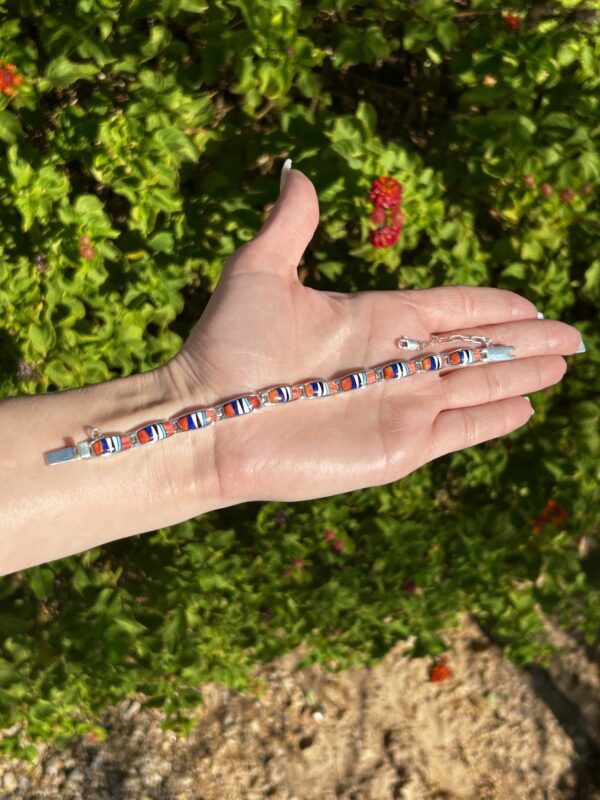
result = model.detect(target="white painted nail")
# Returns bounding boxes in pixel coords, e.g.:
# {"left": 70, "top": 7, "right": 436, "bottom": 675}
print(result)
{"left": 280, "top": 158, "right": 292, "bottom": 193}
{"left": 575, "top": 336, "right": 586, "bottom": 354}
{"left": 536, "top": 312, "right": 544, "bottom": 319}
{"left": 525, "top": 396, "right": 535, "bottom": 416}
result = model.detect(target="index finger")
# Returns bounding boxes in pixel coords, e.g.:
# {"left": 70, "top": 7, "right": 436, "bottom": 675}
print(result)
{"left": 400, "top": 286, "right": 540, "bottom": 331}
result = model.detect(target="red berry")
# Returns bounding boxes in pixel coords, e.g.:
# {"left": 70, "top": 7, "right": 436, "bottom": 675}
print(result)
{"left": 79, "top": 235, "right": 95, "bottom": 260}
{"left": 504, "top": 12, "right": 520, "bottom": 31}
{"left": 559, "top": 188, "right": 575, "bottom": 205}
{"left": 523, "top": 175, "right": 535, "bottom": 189}
{"left": 325, "top": 529, "right": 335, "bottom": 541}
{"left": 540, "top": 183, "right": 553, "bottom": 198}
{"left": 332, "top": 539, "right": 345, "bottom": 552}
{"left": 581, "top": 184, "right": 592, "bottom": 197}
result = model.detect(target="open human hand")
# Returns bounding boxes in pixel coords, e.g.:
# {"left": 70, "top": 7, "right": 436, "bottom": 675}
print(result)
{"left": 164, "top": 161, "right": 584, "bottom": 508}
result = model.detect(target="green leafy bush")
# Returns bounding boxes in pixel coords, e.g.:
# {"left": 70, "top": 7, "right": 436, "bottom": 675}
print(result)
{"left": 1, "top": 0, "right": 599, "bottom": 759}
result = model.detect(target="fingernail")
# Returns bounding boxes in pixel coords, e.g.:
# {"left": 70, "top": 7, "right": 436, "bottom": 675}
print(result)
{"left": 536, "top": 312, "right": 544, "bottom": 319}
{"left": 575, "top": 336, "right": 586, "bottom": 354}
{"left": 280, "top": 158, "right": 292, "bottom": 193}
{"left": 525, "top": 396, "right": 535, "bottom": 416}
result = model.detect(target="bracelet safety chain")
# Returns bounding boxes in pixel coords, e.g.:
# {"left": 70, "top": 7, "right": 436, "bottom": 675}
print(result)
{"left": 45, "top": 334, "right": 514, "bottom": 466}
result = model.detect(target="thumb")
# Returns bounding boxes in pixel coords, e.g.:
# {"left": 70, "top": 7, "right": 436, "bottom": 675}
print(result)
{"left": 224, "top": 159, "right": 320, "bottom": 281}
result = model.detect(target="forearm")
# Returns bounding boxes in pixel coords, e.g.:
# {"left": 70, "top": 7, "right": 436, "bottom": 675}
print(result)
{"left": 0, "top": 365, "right": 221, "bottom": 576}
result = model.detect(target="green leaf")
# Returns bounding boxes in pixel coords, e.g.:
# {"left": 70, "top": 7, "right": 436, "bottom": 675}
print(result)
{"left": 72, "top": 568, "right": 90, "bottom": 595}
{"left": 581, "top": 260, "right": 600, "bottom": 302}
{"left": 29, "top": 568, "right": 54, "bottom": 601}
{"left": 355, "top": 101, "right": 377, "bottom": 137}
{"left": 500, "top": 263, "right": 527, "bottom": 280}
{"left": 580, "top": 150, "right": 600, "bottom": 181}
{"left": 141, "top": 25, "right": 172, "bottom": 59}
{"left": 0, "top": 110, "right": 22, "bottom": 144}
{"left": 317, "top": 261, "right": 345, "bottom": 280}
{"left": 153, "top": 127, "right": 199, "bottom": 164}
{"left": 521, "top": 240, "right": 544, "bottom": 261}
{"left": 148, "top": 231, "right": 175, "bottom": 253}
{"left": 45, "top": 56, "right": 99, "bottom": 88}
{"left": 28, "top": 322, "right": 56, "bottom": 355}
{"left": 426, "top": 45, "right": 443, "bottom": 64}
{"left": 0, "top": 660, "right": 18, "bottom": 687}
{"left": 46, "top": 360, "right": 74, "bottom": 387}
{"left": 7, "top": 143, "right": 33, "bottom": 185}
{"left": 557, "top": 44, "right": 578, "bottom": 67}
{"left": 542, "top": 112, "right": 575, "bottom": 130}
{"left": 436, "top": 19, "right": 459, "bottom": 51}
{"left": 73, "top": 195, "right": 118, "bottom": 238}
{"left": 179, "top": 0, "right": 208, "bottom": 9}
{"left": 112, "top": 617, "right": 148, "bottom": 636}
{"left": 23, "top": 745, "right": 39, "bottom": 762}
{"left": 403, "top": 20, "right": 432, "bottom": 51}
{"left": 328, "top": 116, "right": 364, "bottom": 161}
{"left": 30, "top": 700, "right": 55, "bottom": 722}
{"left": 517, "top": 115, "right": 537, "bottom": 136}
{"left": 296, "top": 70, "right": 321, "bottom": 99}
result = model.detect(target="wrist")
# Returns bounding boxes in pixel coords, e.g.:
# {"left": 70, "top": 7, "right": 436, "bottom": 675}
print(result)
{"left": 147, "top": 359, "right": 226, "bottom": 523}
{"left": 0, "top": 364, "right": 222, "bottom": 575}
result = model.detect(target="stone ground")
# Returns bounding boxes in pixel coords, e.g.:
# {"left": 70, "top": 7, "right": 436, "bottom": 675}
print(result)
{"left": 1, "top": 614, "right": 599, "bottom": 800}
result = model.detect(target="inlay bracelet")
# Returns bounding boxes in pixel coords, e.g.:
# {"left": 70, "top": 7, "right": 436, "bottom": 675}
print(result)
{"left": 44, "top": 336, "right": 514, "bottom": 466}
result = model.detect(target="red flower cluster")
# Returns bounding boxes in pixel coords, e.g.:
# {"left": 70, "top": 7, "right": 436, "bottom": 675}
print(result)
{"left": 370, "top": 176, "right": 403, "bottom": 209}
{"left": 0, "top": 60, "right": 24, "bottom": 96}
{"left": 559, "top": 188, "right": 575, "bottom": 205}
{"left": 325, "top": 528, "right": 345, "bottom": 552}
{"left": 429, "top": 655, "right": 452, "bottom": 683}
{"left": 79, "top": 235, "right": 95, "bottom": 260}
{"left": 504, "top": 12, "right": 520, "bottom": 31}
{"left": 369, "top": 176, "right": 405, "bottom": 249}
{"left": 530, "top": 499, "right": 568, "bottom": 534}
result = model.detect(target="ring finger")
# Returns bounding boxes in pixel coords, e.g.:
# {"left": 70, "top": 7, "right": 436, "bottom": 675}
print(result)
{"left": 435, "top": 354, "right": 567, "bottom": 411}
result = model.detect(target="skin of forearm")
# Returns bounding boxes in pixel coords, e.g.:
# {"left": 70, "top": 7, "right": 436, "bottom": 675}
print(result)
{"left": 0, "top": 364, "right": 221, "bottom": 576}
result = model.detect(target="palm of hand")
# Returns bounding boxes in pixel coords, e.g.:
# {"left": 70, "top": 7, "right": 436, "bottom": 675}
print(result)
{"left": 166, "top": 168, "right": 576, "bottom": 505}
{"left": 175, "top": 267, "right": 434, "bottom": 502}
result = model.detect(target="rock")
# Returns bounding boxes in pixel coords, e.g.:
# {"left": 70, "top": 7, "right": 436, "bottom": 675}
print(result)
{"left": 3, "top": 772, "right": 18, "bottom": 792}
{"left": 44, "top": 758, "right": 62, "bottom": 776}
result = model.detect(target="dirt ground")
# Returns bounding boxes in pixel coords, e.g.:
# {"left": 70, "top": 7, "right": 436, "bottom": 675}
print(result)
{"left": 1, "top": 614, "right": 599, "bottom": 800}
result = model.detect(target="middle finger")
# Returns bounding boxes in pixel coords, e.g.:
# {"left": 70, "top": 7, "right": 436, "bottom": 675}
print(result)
{"left": 429, "top": 318, "right": 583, "bottom": 358}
